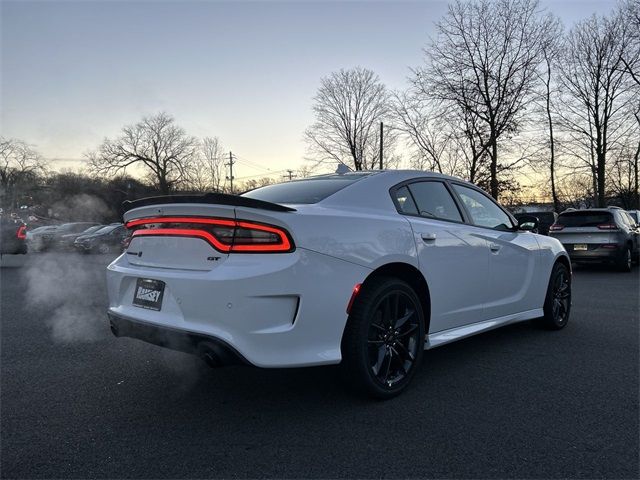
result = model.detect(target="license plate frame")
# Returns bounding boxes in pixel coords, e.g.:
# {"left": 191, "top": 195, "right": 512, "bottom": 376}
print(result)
{"left": 132, "top": 278, "right": 165, "bottom": 311}
{"left": 573, "top": 244, "right": 588, "bottom": 251}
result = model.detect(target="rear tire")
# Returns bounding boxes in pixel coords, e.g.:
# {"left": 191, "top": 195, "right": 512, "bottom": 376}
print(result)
{"left": 617, "top": 246, "right": 632, "bottom": 272}
{"left": 537, "top": 262, "right": 571, "bottom": 330}
{"left": 341, "top": 277, "right": 425, "bottom": 399}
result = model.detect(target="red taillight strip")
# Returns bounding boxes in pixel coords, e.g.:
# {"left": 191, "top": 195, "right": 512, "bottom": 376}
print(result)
{"left": 16, "top": 225, "right": 26, "bottom": 239}
{"left": 132, "top": 228, "right": 232, "bottom": 252}
{"left": 126, "top": 216, "right": 293, "bottom": 253}
{"left": 126, "top": 216, "right": 235, "bottom": 228}
{"left": 233, "top": 220, "right": 291, "bottom": 251}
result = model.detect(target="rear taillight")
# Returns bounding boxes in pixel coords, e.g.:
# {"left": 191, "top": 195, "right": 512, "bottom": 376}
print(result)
{"left": 125, "top": 216, "right": 294, "bottom": 253}
{"left": 16, "top": 225, "right": 26, "bottom": 239}
{"left": 597, "top": 223, "right": 618, "bottom": 230}
{"left": 549, "top": 223, "right": 564, "bottom": 231}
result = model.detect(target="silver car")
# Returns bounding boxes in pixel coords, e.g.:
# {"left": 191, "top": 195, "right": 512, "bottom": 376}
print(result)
{"left": 549, "top": 207, "right": 639, "bottom": 272}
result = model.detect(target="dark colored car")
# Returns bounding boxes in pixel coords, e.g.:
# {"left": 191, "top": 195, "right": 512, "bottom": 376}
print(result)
{"left": 55, "top": 225, "right": 104, "bottom": 250}
{"left": 0, "top": 216, "right": 27, "bottom": 254}
{"left": 514, "top": 211, "right": 558, "bottom": 236}
{"left": 549, "top": 207, "right": 640, "bottom": 272}
{"left": 74, "top": 224, "right": 128, "bottom": 254}
{"left": 37, "top": 222, "right": 100, "bottom": 251}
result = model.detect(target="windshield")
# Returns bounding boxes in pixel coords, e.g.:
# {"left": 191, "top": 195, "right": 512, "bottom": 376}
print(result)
{"left": 93, "top": 225, "right": 120, "bottom": 234}
{"left": 81, "top": 225, "right": 103, "bottom": 234}
{"left": 557, "top": 211, "right": 612, "bottom": 227}
{"left": 242, "top": 174, "right": 372, "bottom": 204}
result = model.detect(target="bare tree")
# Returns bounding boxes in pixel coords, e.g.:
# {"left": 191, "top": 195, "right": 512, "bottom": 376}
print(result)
{"left": 620, "top": 0, "right": 640, "bottom": 86}
{"left": 305, "top": 67, "right": 394, "bottom": 170}
{"left": 539, "top": 16, "right": 563, "bottom": 212}
{"left": 189, "top": 137, "right": 226, "bottom": 192}
{"left": 557, "top": 13, "right": 638, "bottom": 207}
{"left": 0, "top": 137, "right": 45, "bottom": 208}
{"left": 414, "top": 0, "right": 557, "bottom": 199}
{"left": 392, "top": 91, "right": 453, "bottom": 174}
{"left": 88, "top": 112, "right": 199, "bottom": 195}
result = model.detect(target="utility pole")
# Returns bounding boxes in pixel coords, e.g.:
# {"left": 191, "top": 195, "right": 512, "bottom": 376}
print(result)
{"left": 379, "top": 122, "right": 384, "bottom": 170}
{"left": 282, "top": 169, "right": 297, "bottom": 181}
{"left": 225, "top": 151, "right": 235, "bottom": 194}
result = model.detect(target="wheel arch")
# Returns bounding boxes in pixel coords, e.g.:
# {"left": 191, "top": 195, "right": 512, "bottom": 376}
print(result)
{"left": 555, "top": 253, "right": 571, "bottom": 273}
{"left": 359, "top": 262, "right": 431, "bottom": 335}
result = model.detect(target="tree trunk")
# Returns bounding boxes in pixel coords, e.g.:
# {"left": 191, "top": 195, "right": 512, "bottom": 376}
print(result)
{"left": 489, "top": 135, "right": 499, "bottom": 200}
{"left": 634, "top": 140, "right": 640, "bottom": 209}
{"left": 597, "top": 151, "right": 606, "bottom": 207}
{"left": 545, "top": 58, "right": 559, "bottom": 212}
{"left": 158, "top": 176, "right": 170, "bottom": 195}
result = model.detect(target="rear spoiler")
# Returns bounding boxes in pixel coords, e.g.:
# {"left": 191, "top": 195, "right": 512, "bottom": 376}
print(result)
{"left": 122, "top": 193, "right": 296, "bottom": 214}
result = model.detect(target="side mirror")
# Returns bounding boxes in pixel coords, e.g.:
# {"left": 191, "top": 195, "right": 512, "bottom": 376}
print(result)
{"left": 518, "top": 215, "right": 539, "bottom": 233}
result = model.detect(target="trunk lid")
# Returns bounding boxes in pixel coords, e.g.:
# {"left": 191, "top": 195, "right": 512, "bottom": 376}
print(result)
{"left": 122, "top": 194, "right": 296, "bottom": 271}
{"left": 550, "top": 211, "right": 616, "bottom": 245}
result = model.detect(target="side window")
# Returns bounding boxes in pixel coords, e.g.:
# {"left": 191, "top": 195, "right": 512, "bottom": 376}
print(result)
{"left": 406, "top": 181, "right": 463, "bottom": 222}
{"left": 452, "top": 184, "right": 514, "bottom": 230}
{"left": 392, "top": 185, "right": 419, "bottom": 215}
{"left": 620, "top": 212, "right": 634, "bottom": 227}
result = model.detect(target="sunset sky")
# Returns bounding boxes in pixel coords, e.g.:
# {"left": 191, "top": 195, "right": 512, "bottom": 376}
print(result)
{"left": 2, "top": 0, "right": 617, "bottom": 181}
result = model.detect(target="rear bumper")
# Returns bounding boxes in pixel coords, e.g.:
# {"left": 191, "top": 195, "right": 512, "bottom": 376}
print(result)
{"left": 106, "top": 248, "right": 371, "bottom": 368}
{"left": 566, "top": 246, "right": 622, "bottom": 262}
{"left": 108, "top": 312, "right": 249, "bottom": 366}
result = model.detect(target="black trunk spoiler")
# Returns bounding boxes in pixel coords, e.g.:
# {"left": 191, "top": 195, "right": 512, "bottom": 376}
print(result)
{"left": 122, "top": 193, "right": 296, "bottom": 214}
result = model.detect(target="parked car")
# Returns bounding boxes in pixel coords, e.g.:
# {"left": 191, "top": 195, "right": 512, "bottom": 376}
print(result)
{"left": 0, "top": 216, "right": 27, "bottom": 255}
{"left": 55, "top": 225, "right": 104, "bottom": 250}
{"left": 74, "top": 223, "right": 127, "bottom": 254}
{"left": 549, "top": 207, "right": 639, "bottom": 272}
{"left": 514, "top": 211, "right": 557, "bottom": 236}
{"left": 30, "top": 222, "right": 99, "bottom": 251}
{"left": 106, "top": 171, "right": 571, "bottom": 398}
{"left": 49, "top": 222, "right": 100, "bottom": 248}
{"left": 626, "top": 210, "right": 640, "bottom": 226}
{"left": 25, "top": 225, "right": 59, "bottom": 251}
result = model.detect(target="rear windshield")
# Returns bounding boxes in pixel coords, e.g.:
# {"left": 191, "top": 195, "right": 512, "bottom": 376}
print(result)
{"left": 242, "top": 174, "right": 370, "bottom": 204}
{"left": 557, "top": 211, "right": 612, "bottom": 227}
{"left": 628, "top": 211, "right": 638, "bottom": 223}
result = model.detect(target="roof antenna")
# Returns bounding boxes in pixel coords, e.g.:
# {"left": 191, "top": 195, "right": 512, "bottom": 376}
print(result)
{"left": 336, "top": 163, "right": 351, "bottom": 175}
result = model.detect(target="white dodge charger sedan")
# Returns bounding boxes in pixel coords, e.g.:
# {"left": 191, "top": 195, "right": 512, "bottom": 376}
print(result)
{"left": 106, "top": 170, "right": 571, "bottom": 398}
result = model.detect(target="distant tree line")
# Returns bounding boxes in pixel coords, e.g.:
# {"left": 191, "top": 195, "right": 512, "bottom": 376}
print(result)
{"left": 305, "top": 0, "right": 640, "bottom": 208}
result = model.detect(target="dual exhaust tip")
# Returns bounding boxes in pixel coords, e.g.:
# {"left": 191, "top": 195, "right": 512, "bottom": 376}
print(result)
{"left": 109, "top": 318, "right": 240, "bottom": 368}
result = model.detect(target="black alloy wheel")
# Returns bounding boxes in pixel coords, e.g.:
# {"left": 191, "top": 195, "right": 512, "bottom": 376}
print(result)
{"left": 538, "top": 262, "right": 571, "bottom": 330}
{"left": 342, "top": 277, "right": 425, "bottom": 399}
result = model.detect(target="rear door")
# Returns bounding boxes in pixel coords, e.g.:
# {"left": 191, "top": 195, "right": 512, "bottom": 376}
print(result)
{"left": 392, "top": 180, "right": 490, "bottom": 332}
{"left": 450, "top": 183, "right": 540, "bottom": 320}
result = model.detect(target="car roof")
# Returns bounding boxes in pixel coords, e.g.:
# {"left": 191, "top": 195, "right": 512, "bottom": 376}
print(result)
{"left": 316, "top": 169, "right": 477, "bottom": 212}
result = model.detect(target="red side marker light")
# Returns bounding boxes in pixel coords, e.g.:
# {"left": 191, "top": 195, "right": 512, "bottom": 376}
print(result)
{"left": 16, "top": 225, "right": 26, "bottom": 239}
{"left": 346, "top": 283, "right": 362, "bottom": 314}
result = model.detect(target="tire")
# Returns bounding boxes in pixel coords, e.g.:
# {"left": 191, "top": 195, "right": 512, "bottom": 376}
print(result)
{"left": 98, "top": 243, "right": 111, "bottom": 254}
{"left": 616, "top": 246, "right": 632, "bottom": 272}
{"left": 537, "top": 262, "right": 571, "bottom": 330}
{"left": 341, "top": 276, "right": 425, "bottom": 399}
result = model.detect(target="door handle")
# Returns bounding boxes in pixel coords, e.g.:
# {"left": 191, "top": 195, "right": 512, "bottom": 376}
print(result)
{"left": 421, "top": 233, "right": 437, "bottom": 242}
{"left": 489, "top": 243, "right": 501, "bottom": 252}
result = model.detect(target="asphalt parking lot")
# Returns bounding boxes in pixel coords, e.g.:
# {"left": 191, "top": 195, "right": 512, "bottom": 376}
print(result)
{"left": 1, "top": 253, "right": 638, "bottom": 479}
